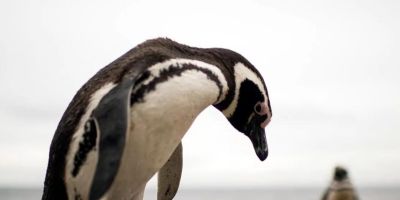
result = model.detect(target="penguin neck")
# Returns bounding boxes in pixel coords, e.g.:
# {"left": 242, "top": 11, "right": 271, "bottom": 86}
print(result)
{"left": 330, "top": 178, "right": 352, "bottom": 190}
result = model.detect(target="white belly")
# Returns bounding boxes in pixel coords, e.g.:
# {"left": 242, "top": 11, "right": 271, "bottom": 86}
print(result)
{"left": 102, "top": 71, "right": 220, "bottom": 199}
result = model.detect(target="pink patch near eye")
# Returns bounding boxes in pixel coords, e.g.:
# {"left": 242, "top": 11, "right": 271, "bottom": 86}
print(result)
{"left": 261, "top": 118, "right": 271, "bottom": 128}
{"left": 257, "top": 101, "right": 271, "bottom": 128}
{"left": 256, "top": 102, "right": 269, "bottom": 116}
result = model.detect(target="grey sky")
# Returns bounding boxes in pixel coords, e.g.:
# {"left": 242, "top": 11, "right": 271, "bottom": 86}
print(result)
{"left": 0, "top": 0, "right": 399, "bottom": 189}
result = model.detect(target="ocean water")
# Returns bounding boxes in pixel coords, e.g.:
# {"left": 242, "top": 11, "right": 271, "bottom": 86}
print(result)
{"left": 1, "top": 187, "right": 399, "bottom": 200}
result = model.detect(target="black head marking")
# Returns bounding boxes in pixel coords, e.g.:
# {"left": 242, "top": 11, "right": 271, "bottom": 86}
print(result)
{"left": 222, "top": 78, "right": 269, "bottom": 161}
{"left": 228, "top": 79, "right": 265, "bottom": 132}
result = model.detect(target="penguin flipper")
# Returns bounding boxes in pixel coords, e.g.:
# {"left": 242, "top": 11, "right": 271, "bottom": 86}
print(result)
{"left": 157, "top": 142, "right": 183, "bottom": 200}
{"left": 88, "top": 77, "right": 136, "bottom": 200}
{"left": 321, "top": 188, "right": 329, "bottom": 200}
{"left": 353, "top": 193, "right": 359, "bottom": 200}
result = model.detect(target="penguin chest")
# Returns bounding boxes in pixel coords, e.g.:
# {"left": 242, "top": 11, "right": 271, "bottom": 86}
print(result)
{"left": 327, "top": 190, "right": 356, "bottom": 200}
{"left": 103, "top": 72, "right": 219, "bottom": 199}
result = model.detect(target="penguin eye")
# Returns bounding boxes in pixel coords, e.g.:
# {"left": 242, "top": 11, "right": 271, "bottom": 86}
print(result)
{"left": 254, "top": 102, "right": 262, "bottom": 114}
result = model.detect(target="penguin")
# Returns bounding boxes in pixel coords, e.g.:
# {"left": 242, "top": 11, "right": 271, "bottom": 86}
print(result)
{"left": 321, "top": 166, "right": 359, "bottom": 200}
{"left": 41, "top": 38, "right": 272, "bottom": 200}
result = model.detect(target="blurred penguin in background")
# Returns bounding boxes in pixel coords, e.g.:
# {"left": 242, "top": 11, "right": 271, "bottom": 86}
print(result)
{"left": 321, "top": 166, "right": 359, "bottom": 200}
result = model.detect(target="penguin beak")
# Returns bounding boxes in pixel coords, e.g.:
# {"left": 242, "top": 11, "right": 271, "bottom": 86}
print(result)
{"left": 246, "top": 115, "right": 268, "bottom": 161}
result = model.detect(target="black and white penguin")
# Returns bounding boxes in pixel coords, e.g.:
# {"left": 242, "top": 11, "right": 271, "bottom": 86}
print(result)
{"left": 321, "top": 166, "right": 359, "bottom": 200}
{"left": 41, "top": 38, "right": 272, "bottom": 200}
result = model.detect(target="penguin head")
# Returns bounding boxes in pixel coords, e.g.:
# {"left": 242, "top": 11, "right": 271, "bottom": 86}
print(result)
{"left": 334, "top": 166, "right": 348, "bottom": 181}
{"left": 226, "top": 78, "right": 271, "bottom": 162}
{"left": 212, "top": 49, "right": 272, "bottom": 161}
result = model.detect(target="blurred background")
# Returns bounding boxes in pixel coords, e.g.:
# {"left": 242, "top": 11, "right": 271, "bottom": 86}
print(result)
{"left": 0, "top": 0, "right": 399, "bottom": 199}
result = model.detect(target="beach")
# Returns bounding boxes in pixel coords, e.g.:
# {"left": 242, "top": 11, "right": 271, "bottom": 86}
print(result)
{"left": 1, "top": 187, "right": 399, "bottom": 200}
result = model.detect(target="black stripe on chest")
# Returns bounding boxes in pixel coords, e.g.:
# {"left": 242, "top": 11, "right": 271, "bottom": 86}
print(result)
{"left": 130, "top": 63, "right": 223, "bottom": 105}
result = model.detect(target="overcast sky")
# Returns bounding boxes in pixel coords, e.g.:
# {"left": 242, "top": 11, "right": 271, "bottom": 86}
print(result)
{"left": 0, "top": 0, "right": 399, "bottom": 189}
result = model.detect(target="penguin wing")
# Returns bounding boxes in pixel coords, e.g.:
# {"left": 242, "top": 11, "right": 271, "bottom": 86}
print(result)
{"left": 321, "top": 188, "right": 329, "bottom": 200}
{"left": 157, "top": 142, "right": 183, "bottom": 200}
{"left": 89, "top": 77, "right": 136, "bottom": 200}
{"left": 353, "top": 192, "right": 359, "bottom": 200}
